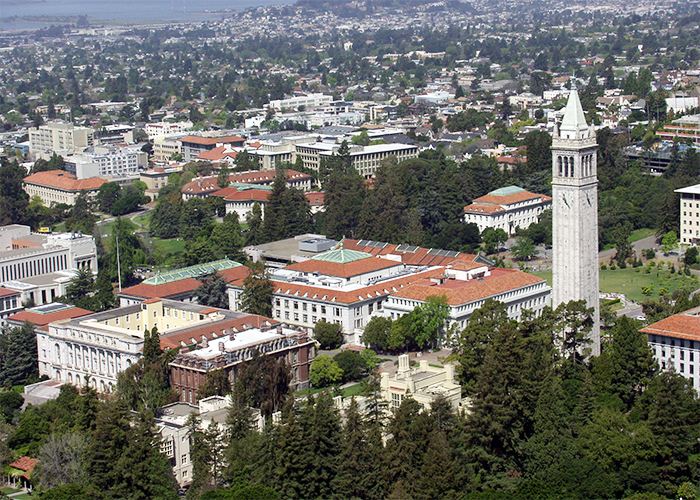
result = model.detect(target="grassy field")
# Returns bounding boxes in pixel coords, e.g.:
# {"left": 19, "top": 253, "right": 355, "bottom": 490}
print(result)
{"left": 296, "top": 382, "right": 364, "bottom": 398}
{"left": 132, "top": 211, "right": 152, "bottom": 229}
{"left": 532, "top": 265, "right": 700, "bottom": 303}
{"left": 628, "top": 228, "right": 654, "bottom": 242}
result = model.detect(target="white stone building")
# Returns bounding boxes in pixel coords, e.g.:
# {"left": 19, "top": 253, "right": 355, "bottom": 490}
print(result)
{"left": 145, "top": 121, "right": 194, "bottom": 140}
{"left": 23, "top": 170, "right": 107, "bottom": 206}
{"left": 551, "top": 88, "right": 601, "bottom": 355}
{"left": 676, "top": 183, "right": 700, "bottom": 246}
{"left": 463, "top": 186, "right": 552, "bottom": 235}
{"left": 267, "top": 93, "right": 333, "bottom": 111}
{"left": 642, "top": 306, "right": 700, "bottom": 390}
{"left": 382, "top": 260, "right": 551, "bottom": 331}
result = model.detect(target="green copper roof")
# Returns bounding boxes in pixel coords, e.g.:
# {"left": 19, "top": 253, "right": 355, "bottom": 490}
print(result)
{"left": 488, "top": 186, "right": 526, "bottom": 196}
{"left": 228, "top": 182, "right": 273, "bottom": 191}
{"left": 312, "top": 240, "right": 372, "bottom": 264}
{"left": 143, "top": 259, "right": 242, "bottom": 285}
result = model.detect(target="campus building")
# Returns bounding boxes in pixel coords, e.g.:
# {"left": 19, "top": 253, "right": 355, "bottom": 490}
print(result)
{"left": 169, "top": 323, "right": 316, "bottom": 403}
{"left": 64, "top": 145, "right": 147, "bottom": 179}
{"left": 0, "top": 227, "right": 98, "bottom": 307}
{"left": 37, "top": 298, "right": 273, "bottom": 393}
{"left": 382, "top": 260, "right": 551, "bottom": 330}
{"left": 641, "top": 306, "right": 700, "bottom": 390}
{"left": 179, "top": 135, "right": 246, "bottom": 162}
{"left": 676, "top": 183, "right": 700, "bottom": 246}
{"left": 463, "top": 186, "right": 552, "bottom": 235}
{"left": 23, "top": 170, "right": 107, "bottom": 206}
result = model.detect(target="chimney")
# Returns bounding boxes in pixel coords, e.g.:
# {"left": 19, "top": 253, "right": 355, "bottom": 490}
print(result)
{"left": 398, "top": 354, "right": 410, "bottom": 375}
{"left": 218, "top": 341, "right": 225, "bottom": 352}
{"left": 201, "top": 338, "right": 208, "bottom": 348}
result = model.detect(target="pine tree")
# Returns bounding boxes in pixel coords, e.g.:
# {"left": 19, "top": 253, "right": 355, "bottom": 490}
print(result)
{"left": 245, "top": 202, "right": 264, "bottom": 246}
{"left": 1, "top": 321, "right": 39, "bottom": 385}
{"left": 110, "top": 410, "right": 178, "bottom": 500}
{"left": 240, "top": 262, "right": 274, "bottom": 317}
{"left": 194, "top": 272, "right": 229, "bottom": 309}
{"left": 301, "top": 391, "right": 340, "bottom": 499}
{"left": 88, "top": 401, "right": 132, "bottom": 494}
{"left": 275, "top": 400, "right": 312, "bottom": 500}
{"left": 331, "top": 397, "right": 386, "bottom": 500}
{"left": 609, "top": 316, "right": 655, "bottom": 408}
{"left": 385, "top": 397, "right": 426, "bottom": 498}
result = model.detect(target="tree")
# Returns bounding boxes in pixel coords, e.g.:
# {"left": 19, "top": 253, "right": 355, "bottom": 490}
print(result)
{"left": 96, "top": 182, "right": 121, "bottom": 214}
{"left": 217, "top": 164, "right": 231, "bottom": 188}
{"left": 150, "top": 194, "right": 182, "bottom": 239}
{"left": 452, "top": 298, "right": 508, "bottom": 394}
{"left": 262, "top": 169, "right": 313, "bottom": 242}
{"left": 309, "top": 355, "right": 343, "bottom": 387}
{"left": 0, "top": 158, "right": 30, "bottom": 227}
{"left": 65, "top": 267, "right": 95, "bottom": 310}
{"left": 0, "top": 321, "right": 39, "bottom": 386}
{"left": 333, "top": 350, "right": 367, "bottom": 383}
{"left": 482, "top": 227, "right": 508, "bottom": 254}
{"left": 233, "top": 352, "right": 291, "bottom": 418}
{"left": 511, "top": 236, "right": 538, "bottom": 261}
{"left": 240, "top": 262, "right": 273, "bottom": 317}
{"left": 245, "top": 203, "right": 264, "bottom": 246}
{"left": 362, "top": 316, "right": 392, "bottom": 352}
{"left": 313, "top": 320, "right": 343, "bottom": 349}
{"left": 608, "top": 316, "right": 656, "bottom": 408}
{"left": 33, "top": 432, "right": 91, "bottom": 491}
{"left": 194, "top": 272, "right": 230, "bottom": 309}
{"left": 210, "top": 213, "right": 245, "bottom": 262}
{"left": 410, "top": 295, "right": 450, "bottom": 349}
{"left": 198, "top": 368, "right": 232, "bottom": 399}
{"left": 662, "top": 231, "right": 678, "bottom": 254}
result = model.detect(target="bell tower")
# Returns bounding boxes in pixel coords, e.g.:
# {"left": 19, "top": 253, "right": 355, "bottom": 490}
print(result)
{"left": 551, "top": 87, "right": 600, "bottom": 356}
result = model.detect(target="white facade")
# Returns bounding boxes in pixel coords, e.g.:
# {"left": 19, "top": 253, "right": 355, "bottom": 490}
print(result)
{"left": 464, "top": 186, "right": 552, "bottom": 235}
{"left": 146, "top": 121, "right": 193, "bottom": 140}
{"left": 383, "top": 263, "right": 551, "bottom": 332}
{"left": 643, "top": 306, "right": 700, "bottom": 390}
{"left": 268, "top": 93, "right": 333, "bottom": 110}
{"left": 29, "top": 122, "right": 94, "bottom": 158}
{"left": 551, "top": 89, "right": 601, "bottom": 355}
{"left": 66, "top": 146, "right": 146, "bottom": 179}
{"left": 676, "top": 183, "right": 700, "bottom": 246}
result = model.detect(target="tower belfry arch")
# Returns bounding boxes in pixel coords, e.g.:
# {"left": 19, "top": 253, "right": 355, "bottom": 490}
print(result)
{"left": 551, "top": 87, "right": 601, "bottom": 356}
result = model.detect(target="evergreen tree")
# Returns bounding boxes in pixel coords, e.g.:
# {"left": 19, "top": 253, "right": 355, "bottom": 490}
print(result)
{"left": 88, "top": 401, "right": 132, "bottom": 494}
{"left": 0, "top": 321, "right": 39, "bottom": 385}
{"left": 217, "top": 164, "right": 231, "bottom": 188}
{"left": 301, "top": 391, "right": 340, "bottom": 499}
{"left": 198, "top": 368, "right": 232, "bottom": 399}
{"left": 245, "top": 202, "right": 264, "bottom": 246}
{"left": 331, "top": 397, "right": 386, "bottom": 500}
{"left": 194, "top": 272, "right": 230, "bottom": 309}
{"left": 0, "top": 158, "right": 30, "bottom": 226}
{"left": 93, "top": 267, "right": 116, "bottom": 312}
{"left": 65, "top": 267, "right": 95, "bottom": 310}
{"left": 240, "top": 262, "right": 273, "bottom": 317}
{"left": 110, "top": 410, "right": 178, "bottom": 500}
{"left": 608, "top": 316, "right": 656, "bottom": 408}
{"left": 274, "top": 401, "right": 311, "bottom": 500}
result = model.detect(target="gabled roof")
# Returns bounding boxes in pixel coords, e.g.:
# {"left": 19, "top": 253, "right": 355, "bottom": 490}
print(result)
{"left": 179, "top": 135, "right": 245, "bottom": 146}
{"left": 7, "top": 305, "right": 93, "bottom": 329}
{"left": 120, "top": 266, "right": 249, "bottom": 301}
{"left": 340, "top": 239, "right": 489, "bottom": 267}
{"left": 160, "top": 313, "right": 278, "bottom": 350}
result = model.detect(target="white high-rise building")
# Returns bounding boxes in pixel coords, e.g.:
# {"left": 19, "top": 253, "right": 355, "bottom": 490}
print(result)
{"left": 551, "top": 88, "right": 601, "bottom": 356}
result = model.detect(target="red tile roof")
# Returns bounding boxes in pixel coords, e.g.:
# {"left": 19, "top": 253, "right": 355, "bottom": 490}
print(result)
{"left": 196, "top": 146, "right": 239, "bottom": 161}
{"left": 160, "top": 313, "right": 277, "bottom": 349}
{"left": 464, "top": 204, "right": 506, "bottom": 214}
{"left": 272, "top": 268, "right": 444, "bottom": 305}
{"left": 24, "top": 170, "right": 107, "bottom": 192}
{"left": 8, "top": 306, "right": 93, "bottom": 329}
{"left": 474, "top": 190, "right": 551, "bottom": 206}
{"left": 120, "top": 266, "right": 250, "bottom": 301}
{"left": 305, "top": 191, "right": 324, "bottom": 205}
{"left": 285, "top": 256, "right": 401, "bottom": 278}
{"left": 0, "top": 287, "right": 20, "bottom": 298}
{"left": 9, "top": 457, "right": 39, "bottom": 473}
{"left": 391, "top": 268, "right": 545, "bottom": 306}
{"left": 181, "top": 169, "right": 310, "bottom": 196}
{"left": 641, "top": 307, "right": 700, "bottom": 341}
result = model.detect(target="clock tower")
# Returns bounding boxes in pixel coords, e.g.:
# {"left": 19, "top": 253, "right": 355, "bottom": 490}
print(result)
{"left": 551, "top": 87, "right": 600, "bottom": 356}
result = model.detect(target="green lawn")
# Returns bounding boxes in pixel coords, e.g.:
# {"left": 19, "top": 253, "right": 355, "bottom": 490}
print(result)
{"left": 148, "top": 237, "right": 187, "bottom": 255}
{"left": 295, "top": 382, "right": 364, "bottom": 398}
{"left": 132, "top": 211, "right": 152, "bottom": 229}
{"left": 628, "top": 228, "right": 654, "bottom": 243}
{"left": 532, "top": 266, "right": 700, "bottom": 303}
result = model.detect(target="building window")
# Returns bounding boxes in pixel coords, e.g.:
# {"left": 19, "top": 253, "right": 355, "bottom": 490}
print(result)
{"left": 285, "top": 312, "right": 289, "bottom": 320}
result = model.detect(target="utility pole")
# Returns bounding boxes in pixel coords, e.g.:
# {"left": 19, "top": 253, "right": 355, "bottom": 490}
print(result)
{"left": 116, "top": 234, "right": 122, "bottom": 293}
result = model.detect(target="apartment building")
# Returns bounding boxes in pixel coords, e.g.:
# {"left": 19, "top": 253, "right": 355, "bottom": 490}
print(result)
{"left": 676, "top": 183, "right": 700, "bottom": 246}
{"left": 267, "top": 93, "right": 333, "bottom": 111}
{"left": 145, "top": 121, "right": 193, "bottom": 140}
{"left": 153, "top": 136, "right": 183, "bottom": 162}
{"left": 29, "top": 122, "right": 94, "bottom": 159}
